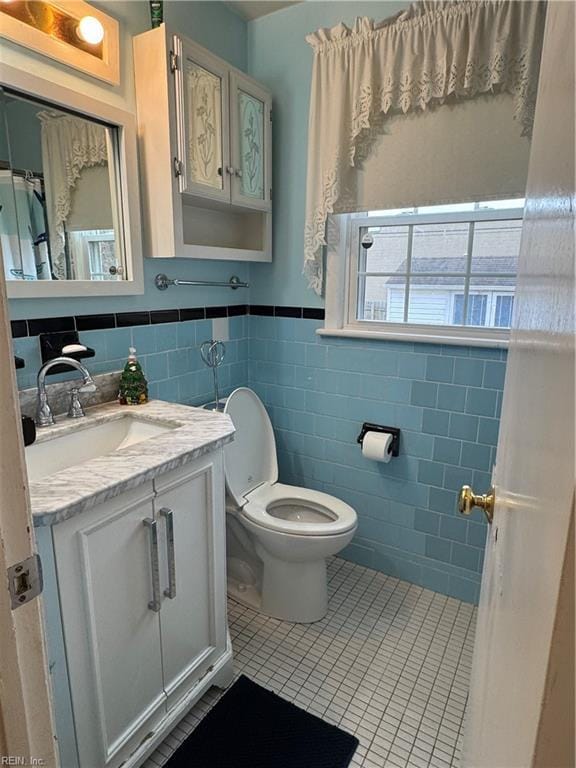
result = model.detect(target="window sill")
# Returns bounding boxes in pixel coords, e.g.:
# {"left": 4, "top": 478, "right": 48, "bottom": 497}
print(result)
{"left": 317, "top": 325, "right": 509, "bottom": 348}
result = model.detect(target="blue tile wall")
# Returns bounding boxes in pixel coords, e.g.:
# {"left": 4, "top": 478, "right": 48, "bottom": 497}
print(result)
{"left": 12, "top": 310, "right": 505, "bottom": 605}
{"left": 13, "top": 315, "right": 250, "bottom": 406}
{"left": 247, "top": 316, "right": 506, "bottom": 605}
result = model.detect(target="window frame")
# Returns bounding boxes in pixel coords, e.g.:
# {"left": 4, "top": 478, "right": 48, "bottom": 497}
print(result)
{"left": 321, "top": 206, "right": 523, "bottom": 348}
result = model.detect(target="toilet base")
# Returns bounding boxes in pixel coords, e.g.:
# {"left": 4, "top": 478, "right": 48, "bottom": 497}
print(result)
{"left": 259, "top": 551, "right": 328, "bottom": 623}
{"left": 227, "top": 574, "right": 262, "bottom": 612}
{"left": 227, "top": 559, "right": 328, "bottom": 623}
{"left": 226, "top": 496, "right": 356, "bottom": 624}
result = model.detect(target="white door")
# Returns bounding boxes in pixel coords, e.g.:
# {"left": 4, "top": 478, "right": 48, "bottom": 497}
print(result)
{"left": 155, "top": 453, "right": 228, "bottom": 711}
{"left": 0, "top": 224, "right": 57, "bottom": 765}
{"left": 173, "top": 35, "right": 231, "bottom": 203}
{"left": 230, "top": 71, "right": 272, "bottom": 212}
{"left": 53, "top": 484, "right": 167, "bottom": 768}
{"left": 463, "top": 4, "right": 575, "bottom": 767}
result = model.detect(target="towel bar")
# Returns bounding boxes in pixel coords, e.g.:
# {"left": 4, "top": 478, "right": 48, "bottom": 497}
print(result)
{"left": 155, "top": 273, "right": 249, "bottom": 291}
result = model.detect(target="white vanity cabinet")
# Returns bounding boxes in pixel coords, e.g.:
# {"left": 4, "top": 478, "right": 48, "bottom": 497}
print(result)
{"left": 153, "top": 460, "right": 228, "bottom": 712}
{"left": 134, "top": 26, "right": 272, "bottom": 262}
{"left": 44, "top": 450, "right": 231, "bottom": 768}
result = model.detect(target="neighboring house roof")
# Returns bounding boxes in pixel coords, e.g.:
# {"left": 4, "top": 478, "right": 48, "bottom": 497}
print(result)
{"left": 386, "top": 256, "right": 516, "bottom": 286}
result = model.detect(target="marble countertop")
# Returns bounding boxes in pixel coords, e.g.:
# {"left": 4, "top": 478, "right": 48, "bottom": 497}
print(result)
{"left": 29, "top": 400, "right": 235, "bottom": 527}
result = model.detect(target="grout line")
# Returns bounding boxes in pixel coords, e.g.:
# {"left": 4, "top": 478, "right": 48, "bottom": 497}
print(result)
{"left": 143, "top": 558, "right": 475, "bottom": 768}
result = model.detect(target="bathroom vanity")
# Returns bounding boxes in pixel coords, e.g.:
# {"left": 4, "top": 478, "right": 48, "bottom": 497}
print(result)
{"left": 30, "top": 401, "right": 235, "bottom": 768}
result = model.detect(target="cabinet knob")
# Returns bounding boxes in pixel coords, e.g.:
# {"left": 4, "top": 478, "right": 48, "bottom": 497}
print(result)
{"left": 234, "top": 168, "right": 243, "bottom": 178}
{"left": 225, "top": 166, "right": 235, "bottom": 175}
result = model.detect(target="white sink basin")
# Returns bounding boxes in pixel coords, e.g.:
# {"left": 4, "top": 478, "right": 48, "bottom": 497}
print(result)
{"left": 26, "top": 415, "right": 176, "bottom": 483}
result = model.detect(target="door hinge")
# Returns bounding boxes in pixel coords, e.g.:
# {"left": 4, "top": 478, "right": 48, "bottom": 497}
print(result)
{"left": 173, "top": 157, "right": 184, "bottom": 178}
{"left": 269, "top": 109, "right": 273, "bottom": 123}
{"left": 169, "top": 51, "right": 179, "bottom": 73}
{"left": 7, "top": 554, "right": 43, "bottom": 609}
{"left": 270, "top": 187, "right": 273, "bottom": 200}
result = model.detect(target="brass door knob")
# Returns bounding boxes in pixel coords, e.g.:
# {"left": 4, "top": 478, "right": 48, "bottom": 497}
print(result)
{"left": 459, "top": 485, "right": 495, "bottom": 524}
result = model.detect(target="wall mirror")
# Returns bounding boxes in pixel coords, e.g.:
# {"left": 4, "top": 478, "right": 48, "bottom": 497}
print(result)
{"left": 0, "top": 65, "right": 143, "bottom": 298}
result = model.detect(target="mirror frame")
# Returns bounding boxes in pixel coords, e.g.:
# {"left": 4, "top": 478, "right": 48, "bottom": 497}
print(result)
{"left": 1, "top": 63, "right": 144, "bottom": 298}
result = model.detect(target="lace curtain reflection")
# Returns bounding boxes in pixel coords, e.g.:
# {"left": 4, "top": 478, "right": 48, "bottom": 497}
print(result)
{"left": 303, "top": 0, "right": 546, "bottom": 294}
{"left": 39, "top": 112, "right": 108, "bottom": 279}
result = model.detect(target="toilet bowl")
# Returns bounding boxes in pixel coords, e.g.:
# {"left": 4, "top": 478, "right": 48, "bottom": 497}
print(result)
{"left": 223, "top": 387, "right": 357, "bottom": 623}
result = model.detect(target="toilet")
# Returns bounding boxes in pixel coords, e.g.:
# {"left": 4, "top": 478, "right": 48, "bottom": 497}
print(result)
{"left": 223, "top": 387, "right": 358, "bottom": 623}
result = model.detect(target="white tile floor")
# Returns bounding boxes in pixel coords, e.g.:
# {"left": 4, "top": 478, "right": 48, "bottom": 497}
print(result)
{"left": 144, "top": 558, "right": 476, "bottom": 768}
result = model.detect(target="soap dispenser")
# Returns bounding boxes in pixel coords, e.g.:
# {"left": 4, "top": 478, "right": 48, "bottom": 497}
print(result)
{"left": 118, "top": 347, "right": 149, "bottom": 405}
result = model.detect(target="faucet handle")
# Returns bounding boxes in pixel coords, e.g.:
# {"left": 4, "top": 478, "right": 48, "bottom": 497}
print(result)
{"left": 67, "top": 388, "right": 86, "bottom": 419}
{"left": 67, "top": 379, "right": 96, "bottom": 419}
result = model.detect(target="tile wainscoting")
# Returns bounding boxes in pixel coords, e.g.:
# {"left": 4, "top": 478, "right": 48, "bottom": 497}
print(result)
{"left": 11, "top": 307, "right": 505, "bottom": 603}
{"left": 12, "top": 306, "right": 250, "bottom": 403}
{"left": 247, "top": 315, "right": 506, "bottom": 605}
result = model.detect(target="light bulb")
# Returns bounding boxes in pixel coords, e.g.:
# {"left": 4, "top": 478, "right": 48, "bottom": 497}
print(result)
{"left": 77, "top": 15, "right": 104, "bottom": 45}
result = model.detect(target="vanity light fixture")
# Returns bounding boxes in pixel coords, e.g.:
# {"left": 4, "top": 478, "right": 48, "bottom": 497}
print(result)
{"left": 0, "top": 1, "right": 119, "bottom": 84}
{"left": 77, "top": 15, "right": 104, "bottom": 45}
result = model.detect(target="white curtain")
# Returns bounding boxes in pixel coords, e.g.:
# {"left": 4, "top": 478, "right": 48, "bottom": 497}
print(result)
{"left": 39, "top": 112, "right": 108, "bottom": 279}
{"left": 304, "top": 0, "right": 546, "bottom": 294}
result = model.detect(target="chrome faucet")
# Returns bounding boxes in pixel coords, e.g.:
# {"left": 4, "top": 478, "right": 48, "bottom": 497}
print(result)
{"left": 35, "top": 357, "right": 97, "bottom": 427}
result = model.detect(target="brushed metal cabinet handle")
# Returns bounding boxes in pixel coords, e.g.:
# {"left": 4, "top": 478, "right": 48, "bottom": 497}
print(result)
{"left": 160, "top": 507, "right": 177, "bottom": 599}
{"left": 143, "top": 518, "right": 161, "bottom": 612}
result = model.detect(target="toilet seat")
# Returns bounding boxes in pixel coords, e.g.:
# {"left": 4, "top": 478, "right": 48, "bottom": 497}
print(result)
{"left": 224, "top": 388, "right": 356, "bottom": 538}
{"left": 223, "top": 388, "right": 278, "bottom": 507}
{"left": 242, "top": 482, "right": 357, "bottom": 537}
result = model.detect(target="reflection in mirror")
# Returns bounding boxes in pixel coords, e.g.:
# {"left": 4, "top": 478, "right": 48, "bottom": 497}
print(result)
{"left": 0, "top": 87, "right": 126, "bottom": 282}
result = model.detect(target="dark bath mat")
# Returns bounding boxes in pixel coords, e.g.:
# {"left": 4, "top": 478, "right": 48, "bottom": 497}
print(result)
{"left": 164, "top": 675, "right": 359, "bottom": 768}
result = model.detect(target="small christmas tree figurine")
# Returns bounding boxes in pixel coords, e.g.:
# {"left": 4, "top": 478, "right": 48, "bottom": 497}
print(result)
{"left": 118, "top": 347, "right": 149, "bottom": 405}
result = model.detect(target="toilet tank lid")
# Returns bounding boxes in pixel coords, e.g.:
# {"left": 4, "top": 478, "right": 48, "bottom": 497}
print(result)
{"left": 223, "top": 388, "right": 278, "bottom": 506}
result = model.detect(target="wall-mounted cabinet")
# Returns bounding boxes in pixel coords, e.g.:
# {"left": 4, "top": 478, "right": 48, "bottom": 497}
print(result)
{"left": 134, "top": 26, "right": 272, "bottom": 262}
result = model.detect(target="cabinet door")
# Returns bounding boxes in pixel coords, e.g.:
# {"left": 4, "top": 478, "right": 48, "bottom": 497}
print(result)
{"left": 53, "top": 485, "right": 166, "bottom": 768}
{"left": 173, "top": 35, "right": 231, "bottom": 203}
{"left": 154, "top": 452, "right": 228, "bottom": 710}
{"left": 230, "top": 71, "right": 272, "bottom": 212}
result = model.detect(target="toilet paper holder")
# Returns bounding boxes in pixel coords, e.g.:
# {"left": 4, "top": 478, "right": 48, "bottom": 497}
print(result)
{"left": 356, "top": 423, "right": 401, "bottom": 457}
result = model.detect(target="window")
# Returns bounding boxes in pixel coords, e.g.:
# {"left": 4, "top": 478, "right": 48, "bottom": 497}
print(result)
{"left": 453, "top": 294, "right": 488, "bottom": 326}
{"left": 66, "top": 229, "right": 120, "bottom": 281}
{"left": 338, "top": 199, "right": 523, "bottom": 344}
{"left": 494, "top": 294, "right": 514, "bottom": 327}
{"left": 88, "top": 236, "right": 118, "bottom": 281}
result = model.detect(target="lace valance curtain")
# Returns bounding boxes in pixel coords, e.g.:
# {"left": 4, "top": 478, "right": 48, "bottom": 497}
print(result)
{"left": 39, "top": 112, "right": 108, "bottom": 279}
{"left": 304, "top": 0, "right": 546, "bottom": 294}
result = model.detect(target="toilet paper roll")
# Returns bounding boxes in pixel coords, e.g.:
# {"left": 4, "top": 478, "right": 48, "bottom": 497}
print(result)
{"left": 362, "top": 431, "right": 393, "bottom": 463}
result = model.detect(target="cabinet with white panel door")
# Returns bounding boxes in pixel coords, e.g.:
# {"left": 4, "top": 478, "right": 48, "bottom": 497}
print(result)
{"left": 46, "top": 450, "right": 231, "bottom": 768}
{"left": 134, "top": 26, "right": 272, "bottom": 262}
